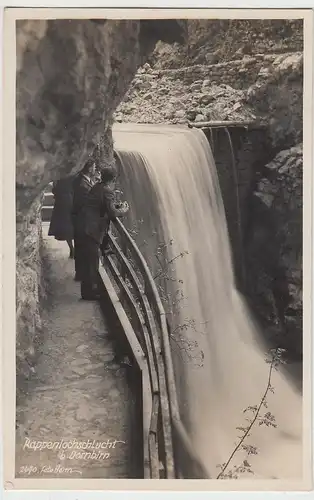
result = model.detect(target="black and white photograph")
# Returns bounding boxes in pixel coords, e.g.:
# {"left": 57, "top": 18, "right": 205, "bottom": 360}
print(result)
{"left": 2, "top": 8, "right": 313, "bottom": 490}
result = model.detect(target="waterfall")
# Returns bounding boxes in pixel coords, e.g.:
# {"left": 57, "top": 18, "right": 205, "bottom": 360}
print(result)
{"left": 112, "top": 123, "right": 302, "bottom": 480}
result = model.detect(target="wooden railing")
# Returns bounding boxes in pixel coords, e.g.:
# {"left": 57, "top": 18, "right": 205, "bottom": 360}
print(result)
{"left": 100, "top": 218, "right": 209, "bottom": 479}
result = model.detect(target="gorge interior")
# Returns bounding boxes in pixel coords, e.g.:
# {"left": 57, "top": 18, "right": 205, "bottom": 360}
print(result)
{"left": 113, "top": 123, "right": 302, "bottom": 479}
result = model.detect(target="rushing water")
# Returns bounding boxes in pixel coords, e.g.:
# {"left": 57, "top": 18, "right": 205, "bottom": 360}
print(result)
{"left": 112, "top": 123, "right": 302, "bottom": 480}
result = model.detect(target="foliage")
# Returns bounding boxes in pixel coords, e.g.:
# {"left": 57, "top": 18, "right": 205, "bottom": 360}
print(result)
{"left": 216, "top": 347, "right": 286, "bottom": 479}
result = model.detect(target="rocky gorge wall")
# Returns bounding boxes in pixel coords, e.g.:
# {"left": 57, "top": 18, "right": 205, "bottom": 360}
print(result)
{"left": 16, "top": 195, "right": 47, "bottom": 387}
{"left": 16, "top": 19, "right": 184, "bottom": 396}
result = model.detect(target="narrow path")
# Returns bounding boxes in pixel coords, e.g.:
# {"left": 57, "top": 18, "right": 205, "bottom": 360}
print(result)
{"left": 15, "top": 223, "right": 133, "bottom": 479}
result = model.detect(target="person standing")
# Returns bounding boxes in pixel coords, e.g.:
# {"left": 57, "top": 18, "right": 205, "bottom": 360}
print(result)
{"left": 48, "top": 176, "right": 75, "bottom": 258}
{"left": 78, "top": 167, "right": 129, "bottom": 300}
{"left": 72, "top": 159, "right": 96, "bottom": 281}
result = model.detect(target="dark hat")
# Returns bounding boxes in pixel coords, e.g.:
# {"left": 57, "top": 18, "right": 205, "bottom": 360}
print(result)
{"left": 82, "top": 158, "right": 96, "bottom": 174}
{"left": 101, "top": 166, "right": 117, "bottom": 183}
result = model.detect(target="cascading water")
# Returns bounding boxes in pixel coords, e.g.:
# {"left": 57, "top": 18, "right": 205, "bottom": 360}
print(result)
{"left": 112, "top": 123, "right": 302, "bottom": 480}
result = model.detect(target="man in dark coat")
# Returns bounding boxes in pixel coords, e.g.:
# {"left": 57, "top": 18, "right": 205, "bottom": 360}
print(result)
{"left": 72, "top": 159, "right": 96, "bottom": 281}
{"left": 48, "top": 175, "right": 75, "bottom": 258}
{"left": 78, "top": 167, "right": 129, "bottom": 300}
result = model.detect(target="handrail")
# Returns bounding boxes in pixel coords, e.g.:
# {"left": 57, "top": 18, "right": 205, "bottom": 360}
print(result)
{"left": 107, "top": 227, "right": 175, "bottom": 478}
{"left": 106, "top": 237, "right": 159, "bottom": 395}
{"left": 188, "top": 120, "right": 266, "bottom": 129}
{"left": 102, "top": 217, "right": 209, "bottom": 479}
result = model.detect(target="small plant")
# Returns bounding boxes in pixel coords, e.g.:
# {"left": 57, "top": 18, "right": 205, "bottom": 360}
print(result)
{"left": 216, "top": 347, "right": 286, "bottom": 479}
{"left": 169, "top": 318, "right": 207, "bottom": 367}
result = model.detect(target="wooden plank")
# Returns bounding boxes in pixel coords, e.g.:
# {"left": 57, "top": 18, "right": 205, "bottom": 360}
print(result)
{"left": 148, "top": 394, "right": 160, "bottom": 479}
{"left": 106, "top": 255, "right": 145, "bottom": 345}
{"left": 113, "top": 220, "right": 159, "bottom": 305}
{"left": 105, "top": 254, "right": 159, "bottom": 396}
{"left": 142, "top": 366, "right": 153, "bottom": 479}
{"left": 109, "top": 234, "right": 144, "bottom": 295}
{"left": 139, "top": 295, "right": 175, "bottom": 478}
{"left": 98, "top": 265, "right": 152, "bottom": 479}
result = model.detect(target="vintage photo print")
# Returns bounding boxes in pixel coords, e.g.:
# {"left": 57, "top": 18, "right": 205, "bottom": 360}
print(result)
{"left": 2, "top": 7, "right": 313, "bottom": 492}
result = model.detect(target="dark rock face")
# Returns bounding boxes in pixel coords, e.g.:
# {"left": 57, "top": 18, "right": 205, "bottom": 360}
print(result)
{"left": 245, "top": 53, "right": 303, "bottom": 149}
{"left": 16, "top": 195, "right": 46, "bottom": 385}
{"left": 16, "top": 19, "right": 184, "bottom": 390}
{"left": 147, "top": 19, "right": 303, "bottom": 68}
{"left": 205, "top": 127, "right": 274, "bottom": 287}
{"left": 244, "top": 144, "right": 302, "bottom": 359}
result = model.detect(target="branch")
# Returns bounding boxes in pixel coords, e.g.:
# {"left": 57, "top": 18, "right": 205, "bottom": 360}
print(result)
{"left": 153, "top": 251, "right": 189, "bottom": 280}
{"left": 216, "top": 348, "right": 278, "bottom": 479}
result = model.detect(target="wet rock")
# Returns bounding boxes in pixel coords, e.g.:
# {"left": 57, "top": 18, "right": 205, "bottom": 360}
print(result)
{"left": 242, "top": 55, "right": 256, "bottom": 66}
{"left": 199, "top": 94, "right": 215, "bottom": 105}
{"left": 174, "top": 109, "right": 186, "bottom": 119}
{"left": 273, "top": 54, "right": 289, "bottom": 66}
{"left": 195, "top": 113, "right": 205, "bottom": 122}
{"left": 76, "top": 404, "right": 94, "bottom": 421}
{"left": 72, "top": 367, "right": 87, "bottom": 377}
{"left": 245, "top": 52, "right": 303, "bottom": 148}
{"left": 245, "top": 144, "right": 302, "bottom": 359}
{"left": 114, "top": 113, "right": 123, "bottom": 123}
{"left": 202, "top": 79, "right": 211, "bottom": 87}
{"left": 186, "top": 110, "right": 197, "bottom": 121}
{"left": 71, "top": 358, "right": 90, "bottom": 367}
{"left": 258, "top": 66, "right": 272, "bottom": 78}
{"left": 205, "top": 52, "right": 220, "bottom": 64}
{"left": 190, "top": 82, "right": 203, "bottom": 92}
{"left": 132, "top": 78, "right": 144, "bottom": 89}
{"left": 276, "top": 52, "right": 302, "bottom": 73}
